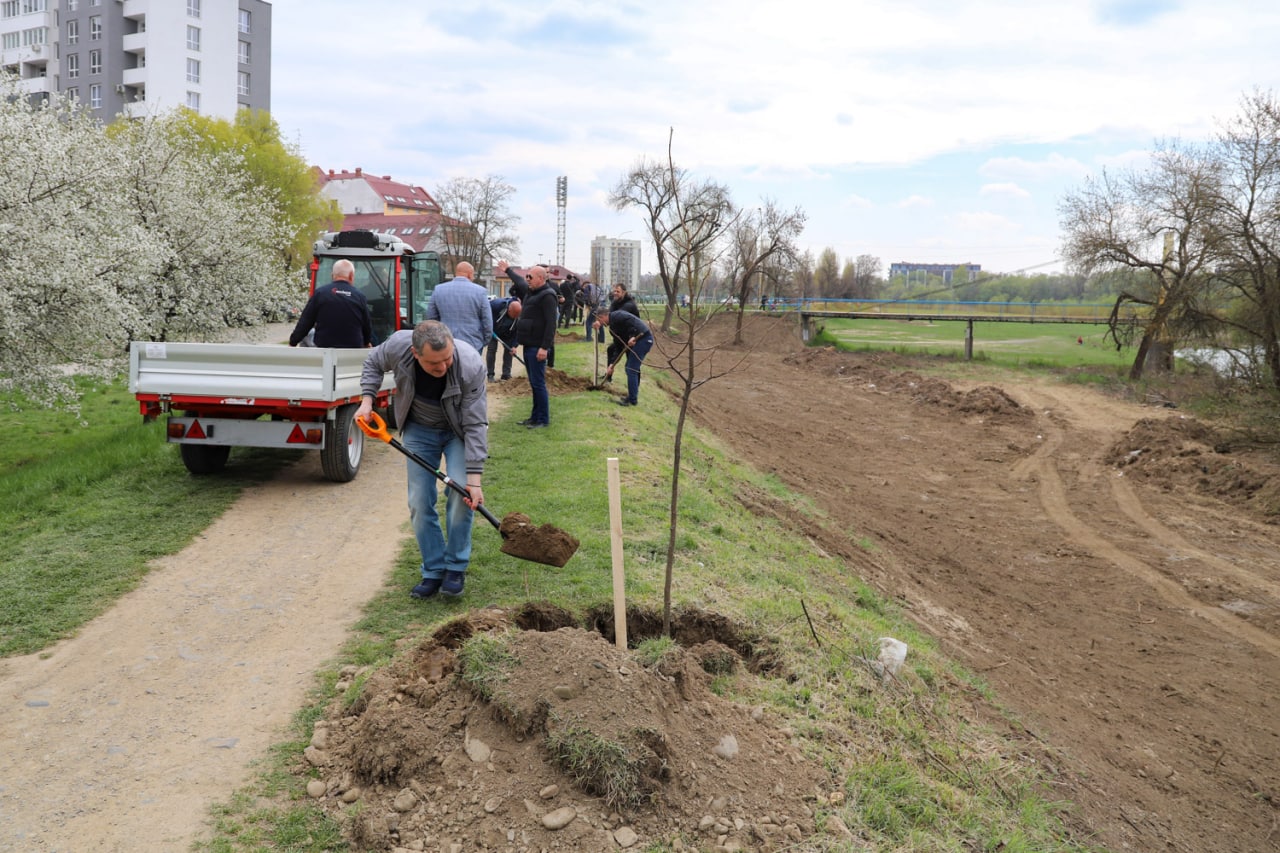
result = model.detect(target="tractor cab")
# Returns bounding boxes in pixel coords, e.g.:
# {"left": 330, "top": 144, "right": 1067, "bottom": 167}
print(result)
{"left": 310, "top": 229, "right": 444, "bottom": 344}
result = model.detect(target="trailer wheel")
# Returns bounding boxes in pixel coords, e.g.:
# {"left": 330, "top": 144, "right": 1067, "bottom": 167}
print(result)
{"left": 321, "top": 403, "right": 363, "bottom": 483}
{"left": 180, "top": 443, "right": 231, "bottom": 475}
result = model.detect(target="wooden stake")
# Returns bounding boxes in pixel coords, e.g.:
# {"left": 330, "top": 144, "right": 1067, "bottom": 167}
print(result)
{"left": 607, "top": 457, "right": 627, "bottom": 649}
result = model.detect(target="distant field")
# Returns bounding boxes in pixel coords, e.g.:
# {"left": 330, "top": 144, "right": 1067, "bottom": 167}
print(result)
{"left": 821, "top": 317, "right": 1136, "bottom": 368}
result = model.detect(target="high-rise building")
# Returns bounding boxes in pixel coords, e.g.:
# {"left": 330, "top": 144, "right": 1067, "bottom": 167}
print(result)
{"left": 590, "top": 235, "right": 641, "bottom": 292}
{"left": 0, "top": 0, "right": 270, "bottom": 119}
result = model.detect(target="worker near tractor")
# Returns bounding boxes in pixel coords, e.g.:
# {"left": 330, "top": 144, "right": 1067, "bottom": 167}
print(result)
{"left": 355, "top": 320, "right": 489, "bottom": 599}
{"left": 288, "top": 258, "right": 373, "bottom": 348}
{"left": 486, "top": 297, "right": 522, "bottom": 381}
{"left": 498, "top": 260, "right": 557, "bottom": 428}
{"left": 426, "top": 261, "right": 492, "bottom": 354}
{"left": 594, "top": 307, "right": 654, "bottom": 407}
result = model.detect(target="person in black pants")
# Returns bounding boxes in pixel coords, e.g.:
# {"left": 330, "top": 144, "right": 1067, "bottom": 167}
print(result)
{"left": 593, "top": 307, "right": 654, "bottom": 406}
{"left": 603, "top": 282, "right": 639, "bottom": 383}
{"left": 498, "top": 260, "right": 557, "bottom": 428}
{"left": 486, "top": 297, "right": 521, "bottom": 381}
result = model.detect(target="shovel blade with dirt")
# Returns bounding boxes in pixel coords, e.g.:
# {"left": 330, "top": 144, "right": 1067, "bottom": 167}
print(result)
{"left": 355, "top": 412, "right": 578, "bottom": 567}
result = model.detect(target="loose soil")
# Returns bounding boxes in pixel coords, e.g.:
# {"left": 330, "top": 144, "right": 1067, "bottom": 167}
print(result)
{"left": 1, "top": 317, "right": 1277, "bottom": 852}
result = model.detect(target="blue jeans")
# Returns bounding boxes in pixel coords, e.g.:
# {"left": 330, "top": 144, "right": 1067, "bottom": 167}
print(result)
{"left": 624, "top": 333, "right": 654, "bottom": 403}
{"left": 584, "top": 313, "right": 599, "bottom": 342}
{"left": 402, "top": 420, "right": 473, "bottom": 578}
{"left": 523, "top": 346, "right": 549, "bottom": 424}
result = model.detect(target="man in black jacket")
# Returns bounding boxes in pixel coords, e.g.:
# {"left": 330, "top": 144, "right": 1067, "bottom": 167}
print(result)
{"left": 594, "top": 307, "right": 654, "bottom": 407}
{"left": 289, "top": 259, "right": 373, "bottom": 348}
{"left": 498, "top": 260, "right": 557, "bottom": 428}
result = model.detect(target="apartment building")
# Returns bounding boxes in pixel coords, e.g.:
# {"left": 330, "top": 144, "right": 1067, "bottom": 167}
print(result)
{"left": 590, "top": 235, "right": 642, "bottom": 292}
{"left": 0, "top": 0, "right": 270, "bottom": 119}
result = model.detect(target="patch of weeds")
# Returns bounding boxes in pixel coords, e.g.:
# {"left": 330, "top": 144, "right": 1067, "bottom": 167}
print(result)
{"left": 456, "top": 632, "right": 517, "bottom": 701}
{"left": 544, "top": 713, "right": 647, "bottom": 810}
{"left": 633, "top": 635, "right": 678, "bottom": 668}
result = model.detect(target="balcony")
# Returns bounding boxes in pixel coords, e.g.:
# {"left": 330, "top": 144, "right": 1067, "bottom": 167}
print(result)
{"left": 123, "top": 32, "right": 146, "bottom": 54}
{"left": 122, "top": 66, "right": 145, "bottom": 86}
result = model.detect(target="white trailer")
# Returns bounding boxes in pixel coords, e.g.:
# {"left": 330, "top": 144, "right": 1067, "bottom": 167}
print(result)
{"left": 129, "top": 341, "right": 393, "bottom": 482}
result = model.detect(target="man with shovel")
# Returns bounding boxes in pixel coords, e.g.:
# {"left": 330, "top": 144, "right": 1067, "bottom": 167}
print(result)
{"left": 486, "top": 297, "right": 521, "bottom": 381}
{"left": 594, "top": 307, "right": 654, "bottom": 407}
{"left": 356, "top": 320, "right": 489, "bottom": 599}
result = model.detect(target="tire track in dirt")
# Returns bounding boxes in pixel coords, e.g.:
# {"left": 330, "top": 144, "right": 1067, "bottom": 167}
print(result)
{"left": 1012, "top": 388, "right": 1280, "bottom": 659}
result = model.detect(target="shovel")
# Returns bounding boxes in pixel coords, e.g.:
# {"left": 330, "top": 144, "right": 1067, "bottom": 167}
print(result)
{"left": 355, "top": 411, "right": 578, "bottom": 567}
{"left": 492, "top": 332, "right": 526, "bottom": 366}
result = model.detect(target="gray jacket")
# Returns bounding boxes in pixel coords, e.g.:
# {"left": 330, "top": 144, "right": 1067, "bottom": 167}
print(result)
{"left": 360, "top": 331, "right": 489, "bottom": 475}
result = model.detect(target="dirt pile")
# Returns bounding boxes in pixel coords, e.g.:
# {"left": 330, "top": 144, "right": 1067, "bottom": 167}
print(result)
{"left": 1107, "top": 415, "right": 1280, "bottom": 518}
{"left": 304, "top": 609, "right": 834, "bottom": 851}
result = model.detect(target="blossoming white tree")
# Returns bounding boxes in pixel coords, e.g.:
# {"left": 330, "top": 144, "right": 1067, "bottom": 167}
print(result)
{"left": 0, "top": 75, "right": 292, "bottom": 407}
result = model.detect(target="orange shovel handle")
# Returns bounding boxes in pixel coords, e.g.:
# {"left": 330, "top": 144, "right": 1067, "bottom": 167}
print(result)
{"left": 355, "top": 410, "right": 393, "bottom": 443}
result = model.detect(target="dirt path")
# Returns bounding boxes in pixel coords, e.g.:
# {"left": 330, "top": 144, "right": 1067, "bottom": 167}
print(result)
{"left": 681, "top": 316, "right": 1280, "bottom": 852}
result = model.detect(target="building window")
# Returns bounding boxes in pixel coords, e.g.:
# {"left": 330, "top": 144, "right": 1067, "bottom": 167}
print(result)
{"left": 90, "top": 0, "right": 100, "bottom": 5}
{"left": 89, "top": 49, "right": 100, "bottom": 74}
{"left": 0, "top": 1, "right": 17, "bottom": 18}
{"left": 237, "top": 9, "right": 250, "bottom": 33}
{"left": 89, "top": 15, "right": 101, "bottom": 40}
{"left": 186, "top": 0, "right": 199, "bottom": 18}
{"left": 22, "top": 26, "right": 46, "bottom": 46}
{"left": 65, "top": 52, "right": 78, "bottom": 78}
{"left": 186, "top": 25, "right": 199, "bottom": 51}
{"left": 236, "top": 70, "right": 249, "bottom": 96}
{"left": 66, "top": 86, "right": 78, "bottom": 101}
{"left": 21, "top": 0, "right": 45, "bottom": 13}
{"left": 66, "top": 19, "right": 77, "bottom": 45}
{"left": 66, "top": 0, "right": 76, "bottom": 9}
{"left": 1, "top": 32, "right": 17, "bottom": 50}
{"left": 186, "top": 57, "right": 199, "bottom": 83}
{"left": 89, "top": 83, "right": 101, "bottom": 108}
{"left": 186, "top": 90, "right": 199, "bottom": 110}
{"left": 237, "top": 39, "right": 249, "bottom": 64}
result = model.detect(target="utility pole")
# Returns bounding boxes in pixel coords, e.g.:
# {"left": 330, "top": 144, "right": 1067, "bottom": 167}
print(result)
{"left": 555, "top": 176, "right": 567, "bottom": 268}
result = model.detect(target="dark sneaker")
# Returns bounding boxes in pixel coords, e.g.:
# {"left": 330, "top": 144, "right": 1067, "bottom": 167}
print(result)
{"left": 440, "top": 571, "right": 466, "bottom": 597}
{"left": 616, "top": 398, "right": 636, "bottom": 406}
{"left": 411, "top": 576, "right": 443, "bottom": 599}
{"left": 517, "top": 418, "right": 533, "bottom": 426}
{"left": 526, "top": 421, "right": 549, "bottom": 429}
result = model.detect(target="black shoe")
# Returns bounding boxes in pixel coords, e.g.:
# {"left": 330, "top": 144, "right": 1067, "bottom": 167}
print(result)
{"left": 526, "top": 421, "right": 549, "bottom": 429}
{"left": 440, "top": 571, "right": 465, "bottom": 597}
{"left": 517, "top": 418, "right": 533, "bottom": 426}
{"left": 500, "top": 376, "right": 511, "bottom": 381}
{"left": 411, "top": 576, "right": 443, "bottom": 599}
{"left": 615, "top": 398, "right": 636, "bottom": 407}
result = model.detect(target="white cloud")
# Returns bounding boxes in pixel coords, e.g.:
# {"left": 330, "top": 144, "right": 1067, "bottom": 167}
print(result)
{"left": 979, "top": 183, "right": 1032, "bottom": 200}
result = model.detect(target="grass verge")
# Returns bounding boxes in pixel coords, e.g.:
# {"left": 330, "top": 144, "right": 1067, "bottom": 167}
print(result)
{"left": 0, "top": 378, "right": 295, "bottom": 657}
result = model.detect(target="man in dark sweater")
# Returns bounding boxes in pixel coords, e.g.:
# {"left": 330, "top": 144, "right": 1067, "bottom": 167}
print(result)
{"left": 593, "top": 307, "right": 655, "bottom": 407}
{"left": 289, "top": 259, "right": 372, "bottom": 348}
{"left": 498, "top": 260, "right": 557, "bottom": 428}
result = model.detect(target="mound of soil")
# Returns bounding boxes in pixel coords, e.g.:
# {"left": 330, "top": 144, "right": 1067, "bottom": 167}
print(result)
{"left": 304, "top": 610, "right": 834, "bottom": 851}
{"left": 1107, "top": 416, "right": 1280, "bottom": 518}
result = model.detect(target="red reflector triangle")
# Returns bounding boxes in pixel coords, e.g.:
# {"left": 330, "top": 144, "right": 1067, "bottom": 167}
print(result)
{"left": 286, "top": 425, "right": 308, "bottom": 444}
{"left": 186, "top": 420, "right": 207, "bottom": 439}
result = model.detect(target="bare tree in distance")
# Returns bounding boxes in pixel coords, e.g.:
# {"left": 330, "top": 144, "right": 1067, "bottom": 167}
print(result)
{"left": 723, "top": 201, "right": 806, "bottom": 344}
{"left": 433, "top": 175, "right": 521, "bottom": 285}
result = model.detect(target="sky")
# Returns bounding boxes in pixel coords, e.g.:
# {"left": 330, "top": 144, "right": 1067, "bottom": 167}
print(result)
{"left": 268, "top": 0, "right": 1277, "bottom": 278}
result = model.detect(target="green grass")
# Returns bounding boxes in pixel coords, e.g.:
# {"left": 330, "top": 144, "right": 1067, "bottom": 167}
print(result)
{"left": 0, "top": 378, "right": 296, "bottom": 657}
{"left": 816, "top": 317, "right": 1135, "bottom": 370}
{"left": 3, "top": 337, "right": 1098, "bottom": 851}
